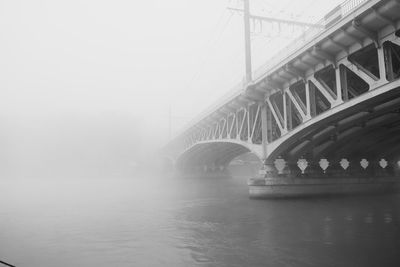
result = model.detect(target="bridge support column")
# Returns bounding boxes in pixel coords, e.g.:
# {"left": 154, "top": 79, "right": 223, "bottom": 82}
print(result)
{"left": 248, "top": 157, "right": 400, "bottom": 198}
{"left": 260, "top": 103, "right": 268, "bottom": 160}
{"left": 248, "top": 158, "right": 281, "bottom": 186}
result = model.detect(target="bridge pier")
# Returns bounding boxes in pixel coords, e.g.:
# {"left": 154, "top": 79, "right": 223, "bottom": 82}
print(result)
{"left": 249, "top": 157, "right": 400, "bottom": 198}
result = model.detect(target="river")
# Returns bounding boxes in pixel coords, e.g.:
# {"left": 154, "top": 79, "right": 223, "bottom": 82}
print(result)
{"left": 1, "top": 171, "right": 400, "bottom": 267}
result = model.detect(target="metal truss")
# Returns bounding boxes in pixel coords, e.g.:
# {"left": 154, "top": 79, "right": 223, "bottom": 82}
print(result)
{"left": 172, "top": 0, "right": 400, "bottom": 167}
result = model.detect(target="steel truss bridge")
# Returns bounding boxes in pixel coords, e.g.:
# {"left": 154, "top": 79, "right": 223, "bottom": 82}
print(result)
{"left": 165, "top": 0, "right": 400, "bottom": 182}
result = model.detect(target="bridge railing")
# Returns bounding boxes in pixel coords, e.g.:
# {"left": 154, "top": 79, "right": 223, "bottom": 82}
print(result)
{"left": 170, "top": 0, "right": 371, "bottom": 143}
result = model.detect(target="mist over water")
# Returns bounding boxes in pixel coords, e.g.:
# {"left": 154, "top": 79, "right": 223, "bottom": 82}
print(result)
{"left": 0, "top": 113, "right": 400, "bottom": 267}
{"left": 1, "top": 81, "right": 400, "bottom": 267}
{"left": 2, "top": 0, "right": 400, "bottom": 266}
{"left": 0, "top": 112, "right": 157, "bottom": 180}
{"left": 1, "top": 113, "right": 400, "bottom": 266}
{"left": 2, "top": 170, "right": 400, "bottom": 267}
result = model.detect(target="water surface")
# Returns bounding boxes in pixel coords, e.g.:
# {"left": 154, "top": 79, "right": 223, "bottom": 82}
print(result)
{"left": 1, "top": 173, "right": 400, "bottom": 266}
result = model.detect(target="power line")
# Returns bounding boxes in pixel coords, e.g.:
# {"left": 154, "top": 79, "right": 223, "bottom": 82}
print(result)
{"left": 227, "top": 7, "right": 324, "bottom": 28}
{"left": 185, "top": 2, "right": 234, "bottom": 90}
{"left": 187, "top": 12, "right": 234, "bottom": 87}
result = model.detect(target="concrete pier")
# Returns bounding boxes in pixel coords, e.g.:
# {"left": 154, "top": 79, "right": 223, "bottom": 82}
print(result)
{"left": 248, "top": 176, "right": 400, "bottom": 198}
{"left": 248, "top": 157, "right": 400, "bottom": 198}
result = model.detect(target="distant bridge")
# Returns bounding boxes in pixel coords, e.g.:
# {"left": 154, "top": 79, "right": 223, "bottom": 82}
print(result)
{"left": 165, "top": 0, "right": 400, "bottom": 188}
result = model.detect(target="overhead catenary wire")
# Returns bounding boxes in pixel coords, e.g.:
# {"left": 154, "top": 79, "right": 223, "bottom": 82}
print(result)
{"left": 185, "top": 2, "right": 234, "bottom": 91}
{"left": 226, "top": 0, "right": 334, "bottom": 77}
{"left": 186, "top": 0, "right": 345, "bottom": 100}
{"left": 186, "top": 0, "right": 324, "bottom": 94}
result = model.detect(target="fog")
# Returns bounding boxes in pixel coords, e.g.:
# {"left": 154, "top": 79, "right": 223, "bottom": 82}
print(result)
{"left": 0, "top": 112, "right": 150, "bottom": 178}
{"left": 0, "top": 0, "right": 344, "bottom": 179}
{"left": 4, "top": 1, "right": 392, "bottom": 267}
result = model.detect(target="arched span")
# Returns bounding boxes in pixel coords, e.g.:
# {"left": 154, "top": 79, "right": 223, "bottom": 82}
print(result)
{"left": 267, "top": 84, "right": 400, "bottom": 161}
{"left": 176, "top": 140, "right": 263, "bottom": 170}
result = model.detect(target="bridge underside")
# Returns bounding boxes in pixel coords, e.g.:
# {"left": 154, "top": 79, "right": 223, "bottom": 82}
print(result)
{"left": 176, "top": 142, "right": 256, "bottom": 171}
{"left": 271, "top": 87, "right": 400, "bottom": 163}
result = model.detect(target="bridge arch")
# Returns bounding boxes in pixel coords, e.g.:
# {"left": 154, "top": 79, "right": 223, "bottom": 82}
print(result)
{"left": 164, "top": 1, "right": 400, "bottom": 197}
{"left": 176, "top": 140, "right": 263, "bottom": 171}
{"left": 267, "top": 85, "right": 400, "bottom": 162}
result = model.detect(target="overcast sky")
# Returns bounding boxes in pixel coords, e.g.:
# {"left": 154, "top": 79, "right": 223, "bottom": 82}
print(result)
{"left": 0, "top": 0, "right": 345, "bottom": 176}
{"left": 0, "top": 0, "right": 345, "bottom": 133}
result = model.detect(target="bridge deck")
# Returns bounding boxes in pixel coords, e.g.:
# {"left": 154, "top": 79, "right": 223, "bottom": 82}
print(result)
{"left": 167, "top": 0, "right": 400, "bottom": 177}
{"left": 177, "top": 0, "right": 379, "bottom": 139}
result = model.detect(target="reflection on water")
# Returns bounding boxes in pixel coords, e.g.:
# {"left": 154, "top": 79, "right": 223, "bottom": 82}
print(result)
{"left": 1, "top": 173, "right": 400, "bottom": 267}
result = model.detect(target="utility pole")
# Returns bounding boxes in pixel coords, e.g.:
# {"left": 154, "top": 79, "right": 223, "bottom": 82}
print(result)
{"left": 230, "top": 2, "right": 324, "bottom": 85}
{"left": 243, "top": 0, "right": 252, "bottom": 84}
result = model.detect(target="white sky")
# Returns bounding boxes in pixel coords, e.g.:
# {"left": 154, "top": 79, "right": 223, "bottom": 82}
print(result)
{"left": 0, "top": 0, "right": 344, "bottom": 146}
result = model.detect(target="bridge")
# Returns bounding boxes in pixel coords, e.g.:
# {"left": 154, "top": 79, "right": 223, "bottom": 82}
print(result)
{"left": 164, "top": 0, "right": 400, "bottom": 197}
